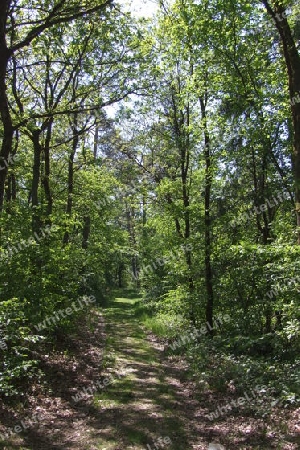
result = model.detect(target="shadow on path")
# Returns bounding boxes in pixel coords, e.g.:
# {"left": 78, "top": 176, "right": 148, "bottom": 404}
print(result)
{"left": 84, "top": 296, "right": 211, "bottom": 450}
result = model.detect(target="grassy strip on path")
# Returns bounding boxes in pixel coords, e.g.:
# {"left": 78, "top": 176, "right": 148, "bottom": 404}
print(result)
{"left": 92, "top": 292, "right": 191, "bottom": 449}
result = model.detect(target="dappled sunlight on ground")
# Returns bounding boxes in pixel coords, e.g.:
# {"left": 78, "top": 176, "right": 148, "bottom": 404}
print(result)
{"left": 1, "top": 294, "right": 299, "bottom": 449}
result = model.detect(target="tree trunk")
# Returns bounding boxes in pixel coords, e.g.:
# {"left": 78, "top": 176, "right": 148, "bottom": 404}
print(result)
{"left": 251, "top": 141, "right": 277, "bottom": 332}
{"left": 93, "top": 123, "right": 99, "bottom": 160}
{"left": 262, "top": 0, "right": 300, "bottom": 243}
{"left": 82, "top": 215, "right": 91, "bottom": 249}
{"left": 118, "top": 263, "right": 124, "bottom": 288}
{"left": 5, "top": 130, "right": 18, "bottom": 206}
{"left": 200, "top": 97, "right": 214, "bottom": 335}
{"left": 31, "top": 130, "right": 43, "bottom": 233}
{"left": 170, "top": 89, "right": 195, "bottom": 323}
{"left": 42, "top": 118, "right": 53, "bottom": 219}
{"left": 0, "top": 1, "right": 13, "bottom": 211}
{"left": 6, "top": 173, "right": 16, "bottom": 203}
{"left": 63, "top": 114, "right": 78, "bottom": 244}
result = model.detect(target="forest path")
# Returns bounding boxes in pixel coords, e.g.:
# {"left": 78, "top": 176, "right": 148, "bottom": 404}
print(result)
{"left": 2, "top": 294, "right": 297, "bottom": 449}
{"left": 88, "top": 294, "right": 210, "bottom": 450}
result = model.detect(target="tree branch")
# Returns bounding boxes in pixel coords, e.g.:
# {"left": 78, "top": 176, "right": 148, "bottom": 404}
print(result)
{"left": 10, "top": 0, "right": 114, "bottom": 54}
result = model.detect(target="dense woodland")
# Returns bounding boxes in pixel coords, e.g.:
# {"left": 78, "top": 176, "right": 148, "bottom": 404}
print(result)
{"left": 0, "top": 0, "right": 300, "bottom": 436}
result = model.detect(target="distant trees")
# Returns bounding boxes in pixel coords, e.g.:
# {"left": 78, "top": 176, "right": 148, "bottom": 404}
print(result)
{"left": 112, "top": 0, "right": 298, "bottom": 346}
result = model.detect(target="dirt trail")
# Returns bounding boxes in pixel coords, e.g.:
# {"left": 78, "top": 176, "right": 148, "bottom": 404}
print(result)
{"left": 90, "top": 296, "right": 208, "bottom": 450}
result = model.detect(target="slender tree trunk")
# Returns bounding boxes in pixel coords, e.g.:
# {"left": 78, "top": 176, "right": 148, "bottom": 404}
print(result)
{"left": 125, "top": 204, "right": 139, "bottom": 283}
{"left": 63, "top": 114, "right": 78, "bottom": 244}
{"left": 172, "top": 91, "right": 195, "bottom": 323}
{"left": 82, "top": 215, "right": 91, "bottom": 249}
{"left": 142, "top": 192, "right": 147, "bottom": 227}
{"left": 251, "top": 143, "right": 275, "bottom": 333}
{"left": 42, "top": 118, "right": 53, "bottom": 219}
{"left": 0, "top": 1, "right": 13, "bottom": 211}
{"left": 118, "top": 263, "right": 124, "bottom": 288}
{"left": 5, "top": 130, "right": 18, "bottom": 205}
{"left": 200, "top": 97, "right": 214, "bottom": 335}
{"left": 93, "top": 123, "right": 99, "bottom": 160}
{"left": 181, "top": 130, "right": 196, "bottom": 325}
{"left": 6, "top": 172, "right": 16, "bottom": 203}
{"left": 262, "top": 0, "right": 300, "bottom": 243}
{"left": 31, "top": 130, "right": 42, "bottom": 233}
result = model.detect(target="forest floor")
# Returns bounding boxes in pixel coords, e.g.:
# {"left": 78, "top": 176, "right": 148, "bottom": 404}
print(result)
{"left": 0, "top": 293, "right": 299, "bottom": 450}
